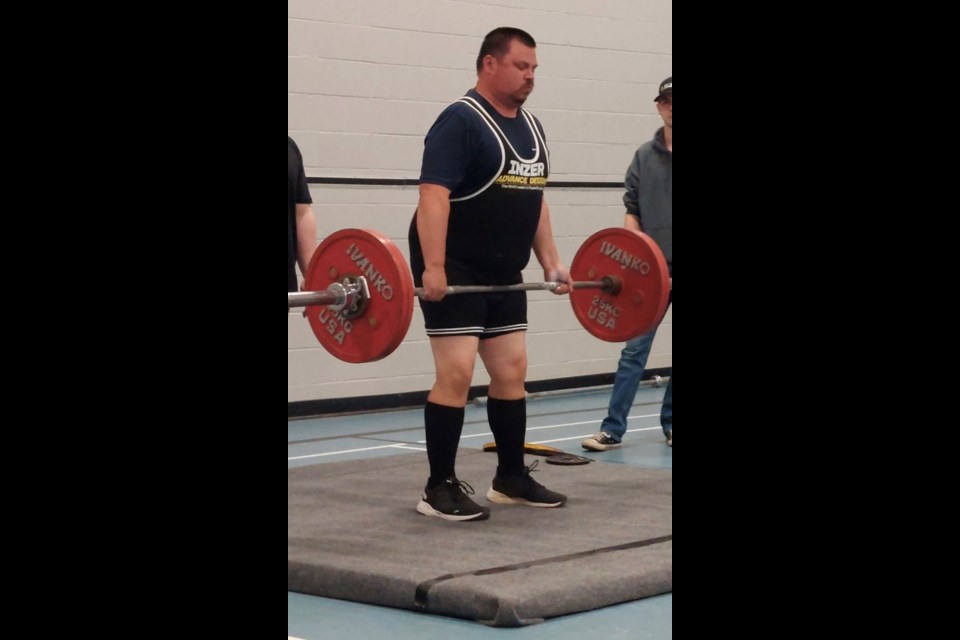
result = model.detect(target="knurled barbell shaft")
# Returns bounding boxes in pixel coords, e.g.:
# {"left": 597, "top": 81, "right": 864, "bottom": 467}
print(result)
{"left": 296, "top": 227, "right": 669, "bottom": 361}
{"left": 414, "top": 280, "right": 610, "bottom": 296}
{"left": 287, "top": 277, "right": 621, "bottom": 309}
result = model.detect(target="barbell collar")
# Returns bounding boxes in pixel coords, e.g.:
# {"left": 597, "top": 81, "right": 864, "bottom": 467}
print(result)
{"left": 288, "top": 280, "right": 361, "bottom": 311}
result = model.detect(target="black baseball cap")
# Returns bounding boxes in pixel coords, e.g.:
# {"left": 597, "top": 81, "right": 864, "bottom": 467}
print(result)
{"left": 654, "top": 76, "right": 672, "bottom": 102}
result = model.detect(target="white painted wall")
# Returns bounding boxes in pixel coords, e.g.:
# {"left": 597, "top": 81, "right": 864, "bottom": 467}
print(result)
{"left": 288, "top": 0, "right": 672, "bottom": 402}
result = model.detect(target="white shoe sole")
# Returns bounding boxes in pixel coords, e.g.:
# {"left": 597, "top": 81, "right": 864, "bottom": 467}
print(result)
{"left": 581, "top": 439, "right": 622, "bottom": 451}
{"left": 416, "top": 498, "right": 488, "bottom": 521}
{"left": 485, "top": 488, "right": 564, "bottom": 507}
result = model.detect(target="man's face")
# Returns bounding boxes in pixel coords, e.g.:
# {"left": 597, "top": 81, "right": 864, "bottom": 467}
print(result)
{"left": 490, "top": 39, "right": 537, "bottom": 107}
{"left": 656, "top": 94, "right": 672, "bottom": 128}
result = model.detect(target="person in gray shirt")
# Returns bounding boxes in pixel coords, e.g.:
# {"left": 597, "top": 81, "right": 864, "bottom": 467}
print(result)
{"left": 583, "top": 76, "right": 673, "bottom": 451}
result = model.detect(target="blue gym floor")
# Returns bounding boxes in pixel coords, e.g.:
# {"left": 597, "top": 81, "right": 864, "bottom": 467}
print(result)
{"left": 288, "top": 384, "right": 672, "bottom": 639}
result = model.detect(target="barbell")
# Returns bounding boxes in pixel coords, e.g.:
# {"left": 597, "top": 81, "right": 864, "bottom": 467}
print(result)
{"left": 289, "top": 228, "right": 670, "bottom": 363}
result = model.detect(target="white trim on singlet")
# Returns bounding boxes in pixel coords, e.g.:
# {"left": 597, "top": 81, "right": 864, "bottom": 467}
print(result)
{"left": 425, "top": 325, "right": 486, "bottom": 336}
{"left": 425, "top": 323, "right": 528, "bottom": 337}
{"left": 482, "top": 323, "right": 528, "bottom": 335}
{"left": 449, "top": 98, "right": 505, "bottom": 203}
{"left": 521, "top": 109, "right": 550, "bottom": 175}
{"left": 449, "top": 96, "right": 545, "bottom": 202}
{"left": 461, "top": 96, "right": 540, "bottom": 163}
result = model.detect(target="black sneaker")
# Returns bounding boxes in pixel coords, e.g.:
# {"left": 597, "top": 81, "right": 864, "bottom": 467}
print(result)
{"left": 581, "top": 432, "right": 622, "bottom": 451}
{"left": 665, "top": 429, "right": 672, "bottom": 447}
{"left": 486, "top": 460, "right": 566, "bottom": 507}
{"left": 416, "top": 477, "right": 490, "bottom": 521}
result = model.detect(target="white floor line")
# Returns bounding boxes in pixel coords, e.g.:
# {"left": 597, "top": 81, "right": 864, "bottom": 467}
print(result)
{"left": 456, "top": 413, "right": 660, "bottom": 439}
{"left": 288, "top": 414, "right": 663, "bottom": 460}
{"left": 393, "top": 444, "right": 427, "bottom": 452}
{"left": 288, "top": 443, "right": 410, "bottom": 461}
{"left": 455, "top": 426, "right": 660, "bottom": 447}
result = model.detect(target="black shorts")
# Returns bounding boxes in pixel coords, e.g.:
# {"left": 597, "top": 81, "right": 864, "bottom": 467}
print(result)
{"left": 415, "top": 260, "right": 528, "bottom": 339}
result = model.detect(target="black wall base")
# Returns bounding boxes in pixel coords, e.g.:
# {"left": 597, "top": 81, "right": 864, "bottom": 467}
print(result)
{"left": 288, "top": 368, "right": 671, "bottom": 419}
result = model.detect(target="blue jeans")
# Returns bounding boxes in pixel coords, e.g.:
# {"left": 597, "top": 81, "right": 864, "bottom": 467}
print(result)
{"left": 600, "top": 328, "right": 672, "bottom": 442}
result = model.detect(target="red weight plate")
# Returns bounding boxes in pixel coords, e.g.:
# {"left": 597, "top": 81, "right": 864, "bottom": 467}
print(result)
{"left": 303, "top": 229, "right": 414, "bottom": 363}
{"left": 569, "top": 228, "right": 670, "bottom": 342}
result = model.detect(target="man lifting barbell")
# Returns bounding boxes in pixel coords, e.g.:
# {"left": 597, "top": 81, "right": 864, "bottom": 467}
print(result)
{"left": 290, "top": 223, "right": 669, "bottom": 522}
{"left": 289, "top": 29, "right": 670, "bottom": 523}
{"left": 289, "top": 227, "right": 669, "bottom": 357}
{"left": 407, "top": 27, "right": 571, "bottom": 522}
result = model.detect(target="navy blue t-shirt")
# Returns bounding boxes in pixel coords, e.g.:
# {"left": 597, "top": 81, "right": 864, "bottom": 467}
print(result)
{"left": 419, "top": 89, "right": 546, "bottom": 196}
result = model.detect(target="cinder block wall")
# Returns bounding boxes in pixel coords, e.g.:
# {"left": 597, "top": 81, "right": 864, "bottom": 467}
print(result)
{"left": 288, "top": 0, "right": 672, "bottom": 402}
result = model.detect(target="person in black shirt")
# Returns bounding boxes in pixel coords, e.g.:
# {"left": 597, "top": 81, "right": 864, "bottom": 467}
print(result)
{"left": 288, "top": 136, "right": 317, "bottom": 293}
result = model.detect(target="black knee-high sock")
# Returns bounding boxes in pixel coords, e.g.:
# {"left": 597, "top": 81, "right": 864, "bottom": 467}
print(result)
{"left": 487, "top": 396, "right": 526, "bottom": 478}
{"left": 424, "top": 401, "right": 465, "bottom": 488}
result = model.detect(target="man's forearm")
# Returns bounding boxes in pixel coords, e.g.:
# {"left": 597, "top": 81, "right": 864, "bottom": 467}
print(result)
{"left": 416, "top": 184, "right": 452, "bottom": 270}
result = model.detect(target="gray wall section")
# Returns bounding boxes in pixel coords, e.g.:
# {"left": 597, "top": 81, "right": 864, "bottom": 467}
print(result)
{"left": 288, "top": 0, "right": 672, "bottom": 402}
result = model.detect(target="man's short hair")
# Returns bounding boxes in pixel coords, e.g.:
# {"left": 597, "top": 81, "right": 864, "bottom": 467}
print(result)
{"left": 476, "top": 27, "right": 536, "bottom": 73}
